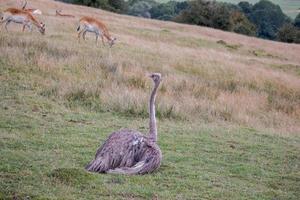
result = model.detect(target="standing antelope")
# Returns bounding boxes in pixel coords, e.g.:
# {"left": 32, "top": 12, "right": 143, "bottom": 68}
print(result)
{"left": 77, "top": 16, "right": 116, "bottom": 47}
{"left": 0, "top": 8, "right": 45, "bottom": 34}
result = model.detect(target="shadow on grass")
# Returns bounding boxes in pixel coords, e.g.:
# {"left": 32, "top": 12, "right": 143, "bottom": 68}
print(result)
{"left": 48, "top": 168, "right": 96, "bottom": 186}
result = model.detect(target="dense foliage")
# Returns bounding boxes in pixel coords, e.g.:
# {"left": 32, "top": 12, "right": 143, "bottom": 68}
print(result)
{"left": 150, "top": 1, "right": 188, "bottom": 21}
{"left": 244, "top": 0, "right": 291, "bottom": 39}
{"left": 277, "top": 23, "right": 300, "bottom": 43}
{"left": 60, "top": 0, "right": 300, "bottom": 43}
{"left": 65, "top": 0, "right": 127, "bottom": 13}
{"left": 229, "top": 11, "right": 257, "bottom": 36}
{"left": 127, "top": 0, "right": 157, "bottom": 18}
{"left": 295, "top": 13, "right": 300, "bottom": 28}
{"left": 174, "top": 0, "right": 256, "bottom": 36}
{"left": 175, "top": 1, "right": 232, "bottom": 30}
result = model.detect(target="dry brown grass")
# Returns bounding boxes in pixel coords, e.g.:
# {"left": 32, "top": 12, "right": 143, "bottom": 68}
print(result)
{"left": 0, "top": 0, "right": 300, "bottom": 136}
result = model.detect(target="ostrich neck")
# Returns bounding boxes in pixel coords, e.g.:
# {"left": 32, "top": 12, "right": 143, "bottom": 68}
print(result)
{"left": 149, "top": 82, "right": 159, "bottom": 142}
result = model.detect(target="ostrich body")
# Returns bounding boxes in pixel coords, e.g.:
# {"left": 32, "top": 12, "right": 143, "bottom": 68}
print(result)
{"left": 85, "top": 73, "right": 162, "bottom": 175}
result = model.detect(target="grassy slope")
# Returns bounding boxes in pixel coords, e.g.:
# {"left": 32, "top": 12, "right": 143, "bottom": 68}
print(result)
{"left": 0, "top": 0, "right": 300, "bottom": 199}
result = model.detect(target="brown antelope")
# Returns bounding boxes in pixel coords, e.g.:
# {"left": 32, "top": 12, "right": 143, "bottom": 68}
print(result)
{"left": 21, "top": 0, "right": 42, "bottom": 15}
{"left": 77, "top": 16, "right": 116, "bottom": 47}
{"left": 55, "top": 10, "right": 75, "bottom": 18}
{"left": 0, "top": 8, "right": 45, "bottom": 34}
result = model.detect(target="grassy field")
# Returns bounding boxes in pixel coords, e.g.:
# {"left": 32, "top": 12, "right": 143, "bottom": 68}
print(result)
{"left": 0, "top": 0, "right": 300, "bottom": 199}
{"left": 157, "top": 0, "right": 300, "bottom": 19}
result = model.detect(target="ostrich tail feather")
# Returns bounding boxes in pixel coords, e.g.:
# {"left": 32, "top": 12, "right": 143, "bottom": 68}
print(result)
{"left": 85, "top": 157, "right": 107, "bottom": 172}
{"left": 107, "top": 154, "right": 161, "bottom": 175}
{"left": 107, "top": 161, "right": 146, "bottom": 175}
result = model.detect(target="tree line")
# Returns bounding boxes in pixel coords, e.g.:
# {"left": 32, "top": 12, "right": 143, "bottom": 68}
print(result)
{"left": 60, "top": 0, "right": 300, "bottom": 44}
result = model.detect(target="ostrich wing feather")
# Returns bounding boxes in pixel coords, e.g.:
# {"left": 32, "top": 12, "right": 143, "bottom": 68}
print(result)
{"left": 85, "top": 129, "right": 147, "bottom": 172}
{"left": 107, "top": 142, "right": 162, "bottom": 175}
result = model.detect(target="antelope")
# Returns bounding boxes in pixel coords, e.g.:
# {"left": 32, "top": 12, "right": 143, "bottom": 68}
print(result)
{"left": 21, "top": 0, "right": 42, "bottom": 15}
{"left": 55, "top": 10, "right": 75, "bottom": 18}
{"left": 0, "top": 8, "right": 45, "bottom": 34}
{"left": 77, "top": 16, "right": 116, "bottom": 47}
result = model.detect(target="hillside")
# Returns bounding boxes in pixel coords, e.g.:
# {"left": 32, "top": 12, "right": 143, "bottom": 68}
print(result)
{"left": 0, "top": 0, "right": 300, "bottom": 199}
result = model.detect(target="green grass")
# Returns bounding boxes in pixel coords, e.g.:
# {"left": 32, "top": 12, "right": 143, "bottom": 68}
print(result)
{"left": 0, "top": 57, "right": 299, "bottom": 199}
{"left": 269, "top": 63, "right": 300, "bottom": 76}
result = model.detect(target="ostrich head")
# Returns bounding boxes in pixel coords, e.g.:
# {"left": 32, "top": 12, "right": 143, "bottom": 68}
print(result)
{"left": 109, "top": 37, "right": 117, "bottom": 48}
{"left": 149, "top": 73, "right": 162, "bottom": 85}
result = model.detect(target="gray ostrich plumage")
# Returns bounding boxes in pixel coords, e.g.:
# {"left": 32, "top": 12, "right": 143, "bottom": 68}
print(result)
{"left": 85, "top": 73, "right": 162, "bottom": 175}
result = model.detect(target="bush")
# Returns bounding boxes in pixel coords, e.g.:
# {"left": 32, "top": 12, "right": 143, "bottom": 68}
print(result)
{"left": 246, "top": 0, "right": 291, "bottom": 39}
{"left": 175, "top": 0, "right": 232, "bottom": 31}
{"left": 277, "top": 23, "right": 300, "bottom": 43}
{"left": 108, "top": 0, "right": 128, "bottom": 13}
{"left": 230, "top": 11, "right": 257, "bottom": 36}
{"left": 71, "top": 0, "right": 127, "bottom": 13}
{"left": 150, "top": 1, "right": 188, "bottom": 21}
{"left": 128, "top": 0, "right": 157, "bottom": 18}
{"left": 238, "top": 1, "right": 252, "bottom": 15}
{"left": 175, "top": 0, "right": 256, "bottom": 35}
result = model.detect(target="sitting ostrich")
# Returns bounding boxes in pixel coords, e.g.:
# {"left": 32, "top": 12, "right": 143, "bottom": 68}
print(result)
{"left": 85, "top": 73, "right": 162, "bottom": 175}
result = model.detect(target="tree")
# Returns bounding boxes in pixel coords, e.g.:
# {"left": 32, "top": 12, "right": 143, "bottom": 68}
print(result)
{"left": 108, "top": 0, "right": 127, "bottom": 13}
{"left": 277, "top": 23, "right": 300, "bottom": 43}
{"left": 150, "top": 1, "right": 188, "bottom": 21}
{"left": 238, "top": 1, "right": 252, "bottom": 15}
{"left": 175, "top": 0, "right": 232, "bottom": 31}
{"left": 174, "top": 1, "right": 189, "bottom": 14}
{"left": 211, "top": 2, "right": 232, "bottom": 31}
{"left": 248, "top": 0, "right": 290, "bottom": 39}
{"left": 230, "top": 11, "right": 256, "bottom": 36}
{"left": 73, "top": 0, "right": 105, "bottom": 8}
{"left": 128, "top": 1, "right": 155, "bottom": 18}
{"left": 150, "top": 1, "right": 176, "bottom": 20}
{"left": 174, "top": 0, "right": 257, "bottom": 35}
{"left": 72, "top": 0, "right": 127, "bottom": 12}
{"left": 295, "top": 13, "right": 300, "bottom": 28}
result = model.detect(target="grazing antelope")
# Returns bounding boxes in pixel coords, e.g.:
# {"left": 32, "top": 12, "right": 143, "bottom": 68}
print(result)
{"left": 55, "top": 10, "right": 75, "bottom": 18}
{"left": 0, "top": 8, "right": 45, "bottom": 34}
{"left": 77, "top": 16, "right": 116, "bottom": 47}
{"left": 21, "top": 0, "right": 42, "bottom": 15}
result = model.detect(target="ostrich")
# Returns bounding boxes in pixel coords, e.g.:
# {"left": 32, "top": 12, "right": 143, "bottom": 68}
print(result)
{"left": 85, "top": 73, "right": 162, "bottom": 175}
